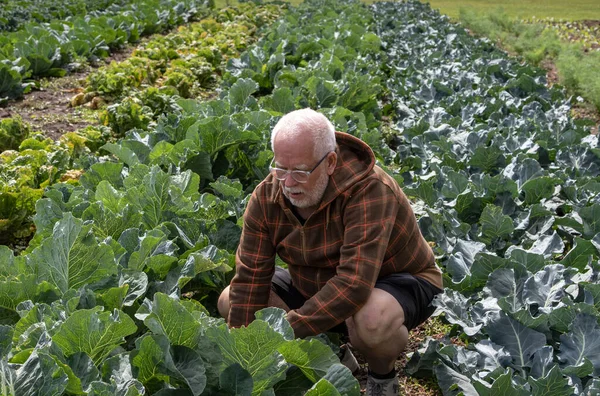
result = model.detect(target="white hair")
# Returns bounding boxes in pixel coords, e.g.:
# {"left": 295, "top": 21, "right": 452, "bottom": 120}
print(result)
{"left": 271, "top": 108, "right": 336, "bottom": 158}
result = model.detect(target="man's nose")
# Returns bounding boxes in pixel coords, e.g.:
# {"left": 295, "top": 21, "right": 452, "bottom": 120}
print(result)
{"left": 284, "top": 173, "right": 298, "bottom": 187}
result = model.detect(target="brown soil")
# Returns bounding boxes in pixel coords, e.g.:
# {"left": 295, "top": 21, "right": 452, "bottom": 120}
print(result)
{"left": 538, "top": 58, "right": 600, "bottom": 134}
{"left": 351, "top": 317, "right": 449, "bottom": 395}
{"left": 0, "top": 46, "right": 137, "bottom": 140}
{"left": 1, "top": 72, "right": 90, "bottom": 140}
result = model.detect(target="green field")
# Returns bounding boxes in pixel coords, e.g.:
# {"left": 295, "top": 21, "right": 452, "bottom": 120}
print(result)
{"left": 217, "top": 0, "right": 600, "bottom": 21}
{"left": 421, "top": 0, "right": 600, "bottom": 20}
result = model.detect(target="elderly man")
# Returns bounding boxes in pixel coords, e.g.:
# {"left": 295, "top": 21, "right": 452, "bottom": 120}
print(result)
{"left": 218, "top": 108, "right": 443, "bottom": 395}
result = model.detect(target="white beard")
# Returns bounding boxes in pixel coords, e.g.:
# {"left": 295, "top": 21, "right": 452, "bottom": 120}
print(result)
{"left": 283, "top": 171, "right": 329, "bottom": 209}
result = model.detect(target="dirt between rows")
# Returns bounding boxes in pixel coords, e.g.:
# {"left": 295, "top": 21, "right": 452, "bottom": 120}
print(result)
{"left": 0, "top": 48, "right": 135, "bottom": 140}
{"left": 2, "top": 49, "right": 598, "bottom": 141}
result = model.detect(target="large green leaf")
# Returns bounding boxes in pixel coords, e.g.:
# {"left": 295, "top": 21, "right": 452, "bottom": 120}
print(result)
{"left": 0, "top": 274, "right": 57, "bottom": 314}
{"left": 228, "top": 78, "right": 259, "bottom": 110}
{"left": 434, "top": 362, "right": 478, "bottom": 396}
{"left": 478, "top": 204, "right": 514, "bottom": 245}
{"left": 219, "top": 363, "right": 253, "bottom": 396}
{"left": 260, "top": 87, "right": 295, "bottom": 115}
{"left": 0, "top": 63, "right": 24, "bottom": 100}
{"left": 32, "top": 198, "right": 64, "bottom": 237}
{"left": 530, "top": 346, "right": 555, "bottom": 379}
{"left": 99, "top": 353, "right": 145, "bottom": 396}
{"left": 79, "top": 162, "right": 124, "bottom": 190}
{"left": 527, "top": 365, "right": 573, "bottom": 396}
{"left": 548, "top": 303, "right": 597, "bottom": 333}
{"left": 440, "top": 170, "right": 469, "bottom": 199}
{"left": 470, "top": 253, "right": 512, "bottom": 289}
{"left": 13, "top": 302, "right": 68, "bottom": 348}
{"left": 169, "top": 345, "right": 208, "bottom": 396}
{"left": 14, "top": 351, "right": 69, "bottom": 396}
{"left": 127, "top": 228, "right": 173, "bottom": 271}
{"left": 485, "top": 312, "right": 546, "bottom": 369}
{"left": 304, "top": 378, "right": 341, "bottom": 396}
{"left": 0, "top": 325, "right": 13, "bottom": 358}
{"left": 0, "top": 360, "right": 16, "bottom": 395}
{"left": 65, "top": 352, "right": 101, "bottom": 394}
{"left": 177, "top": 246, "right": 230, "bottom": 289}
{"left": 278, "top": 339, "right": 339, "bottom": 382}
{"left": 192, "top": 116, "right": 259, "bottom": 160}
{"left": 132, "top": 334, "right": 206, "bottom": 395}
{"left": 95, "top": 180, "right": 126, "bottom": 214}
{"left": 137, "top": 293, "right": 202, "bottom": 349}
{"left": 305, "top": 76, "right": 338, "bottom": 108}
{"left": 507, "top": 248, "right": 546, "bottom": 273}
{"left": 125, "top": 166, "right": 172, "bottom": 229}
{"left": 474, "top": 340, "right": 512, "bottom": 374}
{"left": 101, "top": 142, "right": 141, "bottom": 167}
{"left": 561, "top": 237, "right": 598, "bottom": 270}
{"left": 444, "top": 240, "right": 486, "bottom": 286}
{"left": 432, "top": 289, "right": 482, "bottom": 336}
{"left": 28, "top": 213, "right": 117, "bottom": 294}
{"left": 579, "top": 204, "right": 600, "bottom": 239}
{"left": 320, "top": 364, "right": 360, "bottom": 396}
{"left": 522, "top": 264, "right": 566, "bottom": 314}
{"left": 455, "top": 191, "right": 486, "bottom": 223}
{"left": 208, "top": 319, "right": 288, "bottom": 395}
{"left": 521, "top": 176, "right": 559, "bottom": 205}
{"left": 273, "top": 366, "right": 313, "bottom": 396}
{"left": 473, "top": 368, "right": 529, "bottom": 395}
{"left": 558, "top": 314, "right": 600, "bottom": 376}
{"left": 255, "top": 308, "right": 294, "bottom": 341}
{"left": 468, "top": 146, "right": 506, "bottom": 174}
{"left": 52, "top": 307, "right": 137, "bottom": 365}
{"left": 82, "top": 203, "right": 141, "bottom": 240}
{"left": 120, "top": 270, "right": 148, "bottom": 307}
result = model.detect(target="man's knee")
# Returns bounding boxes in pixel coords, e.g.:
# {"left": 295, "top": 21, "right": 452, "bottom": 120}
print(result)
{"left": 348, "top": 289, "right": 406, "bottom": 348}
{"left": 217, "top": 285, "right": 230, "bottom": 318}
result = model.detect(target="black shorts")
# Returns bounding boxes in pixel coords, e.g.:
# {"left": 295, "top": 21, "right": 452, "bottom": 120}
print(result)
{"left": 271, "top": 267, "right": 442, "bottom": 332}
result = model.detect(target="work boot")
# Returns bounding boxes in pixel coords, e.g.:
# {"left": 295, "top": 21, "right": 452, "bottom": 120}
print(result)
{"left": 339, "top": 344, "right": 360, "bottom": 374}
{"left": 366, "top": 372, "right": 399, "bottom": 396}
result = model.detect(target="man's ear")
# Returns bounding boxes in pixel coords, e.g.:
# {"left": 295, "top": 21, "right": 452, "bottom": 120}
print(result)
{"left": 326, "top": 152, "right": 337, "bottom": 175}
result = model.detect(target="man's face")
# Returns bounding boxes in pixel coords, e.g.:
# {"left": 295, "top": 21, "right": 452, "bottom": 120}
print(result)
{"left": 272, "top": 135, "right": 331, "bottom": 209}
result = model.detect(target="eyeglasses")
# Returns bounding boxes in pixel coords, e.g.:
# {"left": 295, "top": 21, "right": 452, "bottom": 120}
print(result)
{"left": 269, "top": 152, "right": 331, "bottom": 183}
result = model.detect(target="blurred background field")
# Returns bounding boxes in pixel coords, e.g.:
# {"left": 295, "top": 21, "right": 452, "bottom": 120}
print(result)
{"left": 422, "top": 0, "right": 600, "bottom": 20}
{"left": 420, "top": 0, "right": 600, "bottom": 123}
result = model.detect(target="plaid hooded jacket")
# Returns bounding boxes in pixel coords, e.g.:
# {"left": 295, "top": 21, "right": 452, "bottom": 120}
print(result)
{"left": 228, "top": 132, "right": 443, "bottom": 338}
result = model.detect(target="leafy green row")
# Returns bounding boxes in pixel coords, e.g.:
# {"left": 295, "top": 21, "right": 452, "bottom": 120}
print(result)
{"left": 0, "top": 0, "right": 211, "bottom": 102}
{"left": 516, "top": 17, "right": 600, "bottom": 54}
{"left": 98, "top": 0, "right": 389, "bottom": 190}
{"left": 80, "top": 3, "right": 283, "bottom": 101}
{"left": 0, "top": 0, "right": 128, "bottom": 32}
{"left": 0, "top": 0, "right": 389, "bottom": 393}
{"left": 368, "top": 1, "right": 600, "bottom": 394}
{"left": 0, "top": 3, "right": 281, "bottom": 246}
{"left": 0, "top": 129, "right": 95, "bottom": 246}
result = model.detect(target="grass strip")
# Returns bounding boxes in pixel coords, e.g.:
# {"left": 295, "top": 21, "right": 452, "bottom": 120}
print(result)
{"left": 421, "top": 0, "right": 600, "bottom": 21}
{"left": 459, "top": 8, "right": 600, "bottom": 112}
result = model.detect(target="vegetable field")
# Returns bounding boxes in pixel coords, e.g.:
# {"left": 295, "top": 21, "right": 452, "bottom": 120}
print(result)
{"left": 1, "top": 0, "right": 599, "bottom": 394}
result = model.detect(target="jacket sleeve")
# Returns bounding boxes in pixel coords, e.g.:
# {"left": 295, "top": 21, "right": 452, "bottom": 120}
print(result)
{"left": 228, "top": 191, "right": 276, "bottom": 328}
{"left": 286, "top": 180, "right": 400, "bottom": 338}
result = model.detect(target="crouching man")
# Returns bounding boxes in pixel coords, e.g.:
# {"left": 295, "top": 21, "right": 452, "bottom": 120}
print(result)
{"left": 218, "top": 108, "right": 443, "bottom": 396}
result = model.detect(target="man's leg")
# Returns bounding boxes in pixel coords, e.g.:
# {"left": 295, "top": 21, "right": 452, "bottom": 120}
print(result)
{"left": 345, "top": 288, "right": 407, "bottom": 374}
{"left": 217, "top": 285, "right": 290, "bottom": 318}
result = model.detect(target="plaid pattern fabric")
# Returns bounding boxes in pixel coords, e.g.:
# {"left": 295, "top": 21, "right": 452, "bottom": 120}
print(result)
{"left": 228, "top": 132, "right": 442, "bottom": 338}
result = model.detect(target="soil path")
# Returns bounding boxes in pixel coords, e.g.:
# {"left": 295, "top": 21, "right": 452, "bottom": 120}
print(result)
{"left": 0, "top": 49, "right": 135, "bottom": 140}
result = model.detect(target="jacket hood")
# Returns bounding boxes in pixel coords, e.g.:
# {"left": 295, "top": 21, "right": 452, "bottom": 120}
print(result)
{"left": 270, "top": 131, "right": 375, "bottom": 212}
{"left": 318, "top": 131, "right": 375, "bottom": 208}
